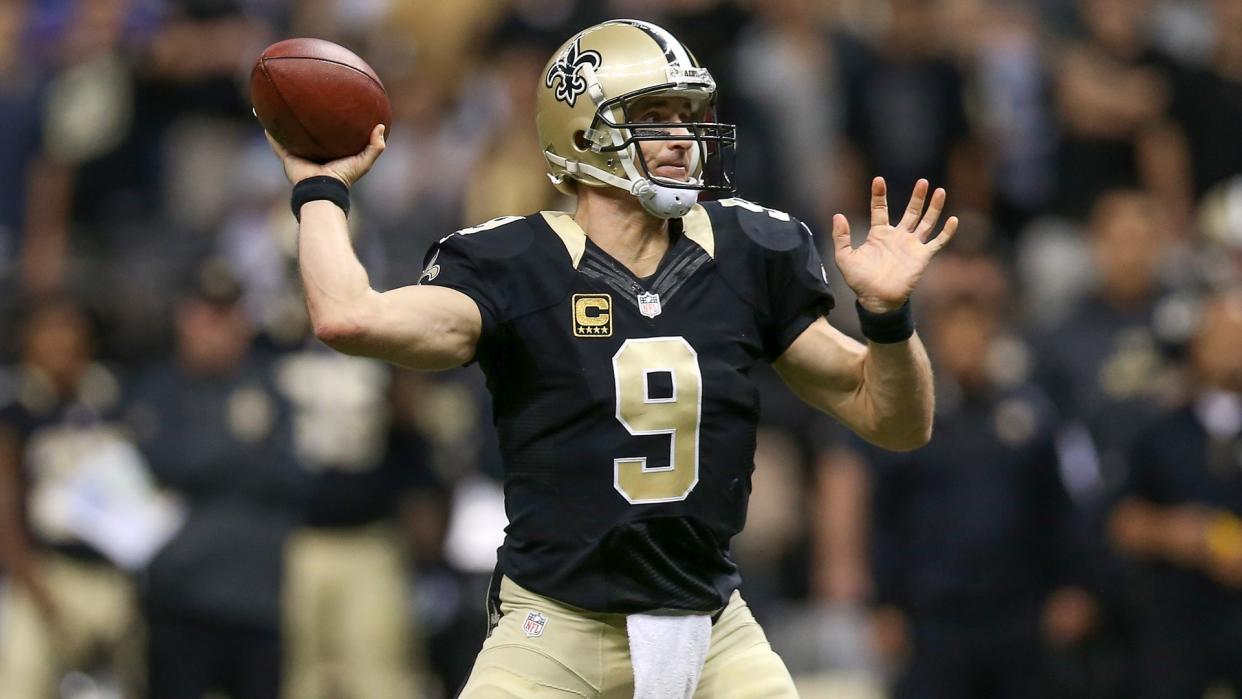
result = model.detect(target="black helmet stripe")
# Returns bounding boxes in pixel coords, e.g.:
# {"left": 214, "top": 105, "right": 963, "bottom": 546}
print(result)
{"left": 610, "top": 19, "right": 689, "bottom": 68}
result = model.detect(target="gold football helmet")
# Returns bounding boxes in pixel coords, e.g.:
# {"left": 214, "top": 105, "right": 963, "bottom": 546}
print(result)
{"left": 537, "top": 19, "right": 736, "bottom": 218}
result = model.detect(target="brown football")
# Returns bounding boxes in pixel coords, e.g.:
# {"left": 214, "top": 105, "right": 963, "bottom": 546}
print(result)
{"left": 250, "top": 38, "right": 392, "bottom": 163}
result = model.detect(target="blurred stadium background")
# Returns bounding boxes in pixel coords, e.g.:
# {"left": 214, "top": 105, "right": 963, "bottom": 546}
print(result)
{"left": 1, "top": 0, "right": 1241, "bottom": 697}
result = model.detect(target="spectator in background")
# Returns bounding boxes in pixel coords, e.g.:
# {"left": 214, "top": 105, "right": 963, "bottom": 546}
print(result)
{"left": 956, "top": 0, "right": 1059, "bottom": 235}
{"left": 611, "top": 0, "right": 749, "bottom": 79}
{"left": 355, "top": 66, "right": 481, "bottom": 291}
{"left": 275, "top": 345, "right": 421, "bottom": 699}
{"left": 1031, "top": 189, "right": 1184, "bottom": 698}
{"left": 1197, "top": 175, "right": 1242, "bottom": 286}
{"left": 0, "top": 298, "right": 144, "bottom": 697}
{"left": 1034, "top": 189, "right": 1179, "bottom": 496}
{"left": 0, "top": 0, "right": 37, "bottom": 278}
{"left": 778, "top": 420, "right": 881, "bottom": 694}
{"left": 31, "top": 0, "right": 272, "bottom": 363}
{"left": 840, "top": 0, "right": 983, "bottom": 218}
{"left": 1109, "top": 287, "right": 1242, "bottom": 699}
{"left": 0, "top": 0, "right": 72, "bottom": 338}
{"left": 1052, "top": 0, "right": 1193, "bottom": 225}
{"left": 391, "top": 368, "right": 507, "bottom": 696}
{"left": 1165, "top": 0, "right": 1242, "bottom": 204}
{"left": 128, "top": 262, "right": 308, "bottom": 699}
{"left": 379, "top": 369, "right": 469, "bottom": 694}
{"left": 141, "top": 0, "right": 274, "bottom": 237}
{"left": 732, "top": 0, "right": 856, "bottom": 225}
{"left": 380, "top": 0, "right": 509, "bottom": 95}
{"left": 460, "top": 25, "right": 562, "bottom": 225}
{"left": 866, "top": 252, "right": 1095, "bottom": 699}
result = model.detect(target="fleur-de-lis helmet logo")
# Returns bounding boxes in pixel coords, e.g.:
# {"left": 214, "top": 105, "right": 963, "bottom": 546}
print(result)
{"left": 545, "top": 37, "right": 602, "bottom": 108}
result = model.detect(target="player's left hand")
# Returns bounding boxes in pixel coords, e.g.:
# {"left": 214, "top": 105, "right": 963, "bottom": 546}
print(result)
{"left": 832, "top": 177, "right": 958, "bottom": 314}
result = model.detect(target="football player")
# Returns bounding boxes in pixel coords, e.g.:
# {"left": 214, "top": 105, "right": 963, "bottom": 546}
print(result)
{"left": 266, "top": 19, "right": 957, "bottom": 698}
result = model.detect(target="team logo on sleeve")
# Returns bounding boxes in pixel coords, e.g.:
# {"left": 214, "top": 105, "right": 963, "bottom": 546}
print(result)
{"left": 573, "top": 294, "right": 612, "bottom": 337}
{"left": 523, "top": 610, "right": 548, "bottom": 638}
{"left": 418, "top": 250, "right": 441, "bottom": 284}
{"left": 545, "top": 38, "right": 601, "bottom": 107}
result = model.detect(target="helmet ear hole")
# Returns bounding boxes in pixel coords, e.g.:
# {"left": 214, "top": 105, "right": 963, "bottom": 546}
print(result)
{"left": 572, "top": 130, "right": 591, "bottom": 151}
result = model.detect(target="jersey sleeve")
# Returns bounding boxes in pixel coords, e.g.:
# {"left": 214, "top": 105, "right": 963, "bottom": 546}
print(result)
{"left": 416, "top": 227, "right": 520, "bottom": 368}
{"left": 415, "top": 215, "right": 570, "bottom": 366}
{"left": 764, "top": 219, "right": 836, "bottom": 359}
{"left": 418, "top": 232, "right": 504, "bottom": 344}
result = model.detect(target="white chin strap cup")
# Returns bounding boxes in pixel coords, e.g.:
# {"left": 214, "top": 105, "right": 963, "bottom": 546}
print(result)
{"left": 543, "top": 152, "right": 700, "bottom": 220}
{"left": 631, "top": 178, "right": 699, "bottom": 219}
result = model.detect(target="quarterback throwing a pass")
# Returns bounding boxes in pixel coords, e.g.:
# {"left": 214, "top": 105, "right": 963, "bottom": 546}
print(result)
{"left": 268, "top": 19, "right": 956, "bottom": 699}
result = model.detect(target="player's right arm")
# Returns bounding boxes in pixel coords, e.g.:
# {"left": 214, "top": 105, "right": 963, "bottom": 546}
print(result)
{"left": 298, "top": 199, "right": 481, "bottom": 369}
{"left": 268, "top": 125, "right": 481, "bottom": 370}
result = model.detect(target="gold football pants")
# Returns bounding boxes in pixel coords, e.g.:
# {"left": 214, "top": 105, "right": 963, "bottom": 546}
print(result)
{"left": 282, "top": 524, "right": 420, "bottom": 699}
{"left": 459, "top": 576, "right": 799, "bottom": 698}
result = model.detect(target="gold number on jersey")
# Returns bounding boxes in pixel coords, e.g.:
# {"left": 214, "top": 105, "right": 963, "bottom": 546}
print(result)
{"left": 612, "top": 337, "right": 702, "bottom": 503}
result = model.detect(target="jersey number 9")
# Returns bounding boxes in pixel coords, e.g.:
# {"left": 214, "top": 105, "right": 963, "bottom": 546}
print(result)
{"left": 612, "top": 337, "right": 702, "bottom": 504}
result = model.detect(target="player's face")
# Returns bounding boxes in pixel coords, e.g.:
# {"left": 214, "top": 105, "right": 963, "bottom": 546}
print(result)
{"left": 631, "top": 96, "right": 695, "bottom": 182}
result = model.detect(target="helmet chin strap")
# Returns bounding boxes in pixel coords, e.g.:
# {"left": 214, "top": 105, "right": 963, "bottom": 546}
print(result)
{"left": 543, "top": 151, "right": 700, "bottom": 219}
{"left": 614, "top": 136, "right": 698, "bottom": 219}
{"left": 630, "top": 140, "right": 703, "bottom": 219}
{"left": 630, "top": 178, "right": 698, "bottom": 219}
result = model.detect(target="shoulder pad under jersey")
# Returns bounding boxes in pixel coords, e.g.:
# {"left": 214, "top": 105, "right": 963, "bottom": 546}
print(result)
{"left": 420, "top": 213, "right": 578, "bottom": 322}
{"left": 697, "top": 198, "right": 835, "bottom": 315}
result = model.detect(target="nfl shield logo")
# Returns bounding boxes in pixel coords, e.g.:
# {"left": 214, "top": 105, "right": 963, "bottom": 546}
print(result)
{"left": 522, "top": 611, "right": 547, "bottom": 638}
{"left": 637, "top": 291, "right": 662, "bottom": 318}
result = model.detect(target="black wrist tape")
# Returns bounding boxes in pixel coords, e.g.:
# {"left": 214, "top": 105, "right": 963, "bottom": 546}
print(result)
{"left": 856, "top": 299, "right": 914, "bottom": 344}
{"left": 291, "top": 176, "right": 350, "bottom": 222}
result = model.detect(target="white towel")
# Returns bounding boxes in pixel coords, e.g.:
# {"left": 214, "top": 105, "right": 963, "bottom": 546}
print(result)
{"left": 626, "top": 611, "right": 712, "bottom": 699}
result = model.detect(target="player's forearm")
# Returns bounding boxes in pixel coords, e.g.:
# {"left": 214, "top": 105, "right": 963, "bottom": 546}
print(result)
{"left": 776, "top": 320, "right": 933, "bottom": 451}
{"left": 297, "top": 201, "right": 381, "bottom": 342}
{"left": 854, "top": 334, "right": 935, "bottom": 451}
{"left": 296, "top": 203, "right": 480, "bottom": 368}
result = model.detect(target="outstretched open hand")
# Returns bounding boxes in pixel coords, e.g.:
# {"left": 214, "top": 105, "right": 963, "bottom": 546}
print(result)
{"left": 832, "top": 178, "right": 958, "bottom": 314}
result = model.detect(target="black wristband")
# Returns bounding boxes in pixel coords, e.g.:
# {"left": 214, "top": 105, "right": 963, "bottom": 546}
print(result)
{"left": 856, "top": 299, "right": 914, "bottom": 344}
{"left": 291, "top": 176, "right": 350, "bottom": 222}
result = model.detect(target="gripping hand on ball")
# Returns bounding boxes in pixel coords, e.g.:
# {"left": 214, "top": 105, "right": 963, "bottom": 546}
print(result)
{"left": 831, "top": 177, "right": 958, "bottom": 314}
{"left": 266, "top": 124, "right": 386, "bottom": 188}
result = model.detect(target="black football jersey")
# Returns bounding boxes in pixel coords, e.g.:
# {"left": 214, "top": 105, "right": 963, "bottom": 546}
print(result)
{"left": 419, "top": 199, "right": 834, "bottom": 613}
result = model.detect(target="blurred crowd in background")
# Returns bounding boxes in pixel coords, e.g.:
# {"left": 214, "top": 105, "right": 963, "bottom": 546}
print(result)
{"left": 1, "top": 0, "right": 1241, "bottom": 697}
